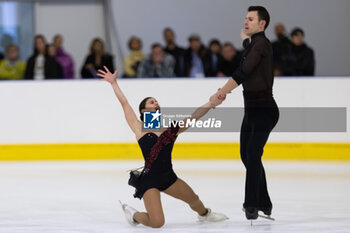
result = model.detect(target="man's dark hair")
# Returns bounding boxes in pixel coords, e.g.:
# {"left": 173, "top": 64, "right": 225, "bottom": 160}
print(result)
{"left": 209, "top": 39, "right": 221, "bottom": 47}
{"left": 223, "top": 42, "right": 235, "bottom": 48}
{"left": 163, "top": 27, "right": 174, "bottom": 34}
{"left": 151, "top": 43, "right": 162, "bottom": 50}
{"left": 248, "top": 6, "right": 270, "bottom": 30}
{"left": 291, "top": 28, "right": 304, "bottom": 37}
{"left": 188, "top": 34, "right": 201, "bottom": 42}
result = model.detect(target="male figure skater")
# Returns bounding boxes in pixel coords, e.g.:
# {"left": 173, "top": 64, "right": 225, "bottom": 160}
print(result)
{"left": 210, "top": 6, "right": 279, "bottom": 220}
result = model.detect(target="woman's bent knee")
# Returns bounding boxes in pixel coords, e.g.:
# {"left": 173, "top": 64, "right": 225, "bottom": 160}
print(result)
{"left": 150, "top": 218, "right": 165, "bottom": 228}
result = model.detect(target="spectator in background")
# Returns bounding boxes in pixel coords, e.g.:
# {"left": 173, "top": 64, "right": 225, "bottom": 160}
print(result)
{"left": 1, "top": 33, "right": 14, "bottom": 61}
{"left": 0, "top": 44, "right": 26, "bottom": 80}
{"left": 203, "top": 39, "right": 222, "bottom": 77}
{"left": 24, "top": 35, "right": 61, "bottom": 80}
{"left": 184, "top": 34, "right": 207, "bottom": 77}
{"left": 217, "top": 42, "right": 241, "bottom": 77}
{"left": 81, "top": 38, "right": 114, "bottom": 78}
{"left": 47, "top": 44, "right": 63, "bottom": 78}
{"left": 53, "top": 34, "right": 75, "bottom": 79}
{"left": 273, "top": 63, "right": 283, "bottom": 77}
{"left": 290, "top": 28, "right": 315, "bottom": 76}
{"left": 123, "top": 36, "right": 144, "bottom": 78}
{"left": 271, "top": 23, "right": 295, "bottom": 76}
{"left": 163, "top": 27, "right": 186, "bottom": 77}
{"left": 138, "top": 43, "right": 175, "bottom": 78}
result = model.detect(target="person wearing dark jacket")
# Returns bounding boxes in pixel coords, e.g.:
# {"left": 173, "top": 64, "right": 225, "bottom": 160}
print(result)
{"left": 24, "top": 35, "right": 62, "bottom": 80}
{"left": 203, "top": 39, "right": 222, "bottom": 77}
{"left": 290, "top": 28, "right": 315, "bottom": 76}
{"left": 138, "top": 43, "right": 175, "bottom": 78}
{"left": 47, "top": 43, "right": 64, "bottom": 78}
{"left": 271, "top": 23, "right": 295, "bottom": 76}
{"left": 81, "top": 38, "right": 114, "bottom": 78}
{"left": 217, "top": 42, "right": 241, "bottom": 77}
{"left": 184, "top": 35, "right": 207, "bottom": 77}
{"left": 163, "top": 28, "right": 186, "bottom": 77}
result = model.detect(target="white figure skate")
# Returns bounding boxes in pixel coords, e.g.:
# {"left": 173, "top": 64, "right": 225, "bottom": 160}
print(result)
{"left": 197, "top": 208, "right": 229, "bottom": 222}
{"left": 119, "top": 200, "right": 139, "bottom": 226}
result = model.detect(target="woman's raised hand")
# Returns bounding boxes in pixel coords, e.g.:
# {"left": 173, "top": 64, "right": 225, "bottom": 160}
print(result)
{"left": 97, "top": 66, "right": 118, "bottom": 84}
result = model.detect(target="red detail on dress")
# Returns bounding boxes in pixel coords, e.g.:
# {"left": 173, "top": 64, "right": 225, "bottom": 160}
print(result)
{"left": 143, "top": 125, "right": 180, "bottom": 174}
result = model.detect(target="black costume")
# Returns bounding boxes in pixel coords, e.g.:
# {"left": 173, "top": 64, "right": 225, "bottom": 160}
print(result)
{"left": 232, "top": 32, "right": 279, "bottom": 212}
{"left": 130, "top": 126, "right": 179, "bottom": 199}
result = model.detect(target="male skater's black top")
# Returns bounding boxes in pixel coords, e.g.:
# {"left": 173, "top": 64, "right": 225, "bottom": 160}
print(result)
{"left": 232, "top": 31, "right": 274, "bottom": 92}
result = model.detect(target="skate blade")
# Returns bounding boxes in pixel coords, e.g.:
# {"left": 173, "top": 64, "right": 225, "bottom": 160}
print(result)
{"left": 118, "top": 200, "right": 125, "bottom": 209}
{"left": 258, "top": 214, "right": 275, "bottom": 221}
{"left": 242, "top": 208, "right": 275, "bottom": 221}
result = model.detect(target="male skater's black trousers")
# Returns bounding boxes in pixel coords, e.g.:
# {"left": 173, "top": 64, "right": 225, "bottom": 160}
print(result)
{"left": 240, "top": 96, "right": 279, "bottom": 209}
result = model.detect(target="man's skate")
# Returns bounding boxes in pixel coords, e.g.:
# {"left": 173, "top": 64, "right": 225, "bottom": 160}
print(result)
{"left": 242, "top": 207, "right": 275, "bottom": 224}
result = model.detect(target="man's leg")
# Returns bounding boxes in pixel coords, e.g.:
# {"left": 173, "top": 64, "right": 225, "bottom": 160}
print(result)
{"left": 244, "top": 116, "right": 272, "bottom": 209}
{"left": 240, "top": 114, "right": 250, "bottom": 167}
{"left": 258, "top": 165, "right": 272, "bottom": 214}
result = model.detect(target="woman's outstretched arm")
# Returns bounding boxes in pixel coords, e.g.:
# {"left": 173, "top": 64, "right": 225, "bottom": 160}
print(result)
{"left": 97, "top": 66, "right": 141, "bottom": 137}
{"left": 177, "top": 101, "right": 212, "bottom": 134}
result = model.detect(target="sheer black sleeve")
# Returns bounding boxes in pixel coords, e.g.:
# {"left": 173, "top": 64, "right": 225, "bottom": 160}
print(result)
{"left": 232, "top": 38, "right": 268, "bottom": 85}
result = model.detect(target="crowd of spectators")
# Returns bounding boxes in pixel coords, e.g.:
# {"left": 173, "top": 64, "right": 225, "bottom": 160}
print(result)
{"left": 0, "top": 24, "right": 315, "bottom": 80}
{"left": 272, "top": 23, "right": 315, "bottom": 76}
{"left": 122, "top": 28, "right": 242, "bottom": 79}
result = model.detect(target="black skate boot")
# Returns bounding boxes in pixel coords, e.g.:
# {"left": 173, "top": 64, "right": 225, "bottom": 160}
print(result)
{"left": 258, "top": 205, "right": 272, "bottom": 216}
{"left": 244, "top": 207, "right": 258, "bottom": 220}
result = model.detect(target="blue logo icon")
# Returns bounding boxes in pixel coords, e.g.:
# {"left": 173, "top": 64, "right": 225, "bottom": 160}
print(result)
{"left": 143, "top": 110, "right": 161, "bottom": 129}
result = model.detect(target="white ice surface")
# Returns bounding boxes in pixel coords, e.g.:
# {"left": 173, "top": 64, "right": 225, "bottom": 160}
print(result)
{"left": 0, "top": 160, "right": 349, "bottom": 233}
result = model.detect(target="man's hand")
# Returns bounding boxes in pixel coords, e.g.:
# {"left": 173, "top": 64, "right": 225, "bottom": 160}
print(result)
{"left": 240, "top": 29, "right": 250, "bottom": 41}
{"left": 209, "top": 88, "right": 226, "bottom": 108}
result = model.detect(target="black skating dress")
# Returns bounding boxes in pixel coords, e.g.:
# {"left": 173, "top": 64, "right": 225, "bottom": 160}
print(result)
{"left": 131, "top": 126, "right": 179, "bottom": 199}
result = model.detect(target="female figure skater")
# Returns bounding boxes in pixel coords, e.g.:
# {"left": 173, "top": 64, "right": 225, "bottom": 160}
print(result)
{"left": 97, "top": 66, "right": 228, "bottom": 228}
